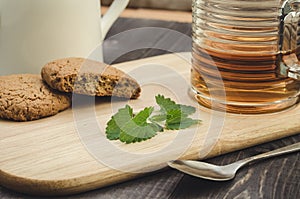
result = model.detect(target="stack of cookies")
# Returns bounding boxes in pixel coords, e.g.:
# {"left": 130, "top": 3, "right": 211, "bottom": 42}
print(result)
{"left": 0, "top": 58, "right": 141, "bottom": 121}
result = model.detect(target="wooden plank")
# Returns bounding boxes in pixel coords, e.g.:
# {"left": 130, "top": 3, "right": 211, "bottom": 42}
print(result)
{"left": 101, "top": 7, "right": 192, "bottom": 23}
{"left": 0, "top": 53, "right": 299, "bottom": 196}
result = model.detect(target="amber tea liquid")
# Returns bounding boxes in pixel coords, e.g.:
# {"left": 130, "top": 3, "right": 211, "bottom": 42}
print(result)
{"left": 191, "top": 45, "right": 300, "bottom": 113}
{"left": 191, "top": 0, "right": 300, "bottom": 114}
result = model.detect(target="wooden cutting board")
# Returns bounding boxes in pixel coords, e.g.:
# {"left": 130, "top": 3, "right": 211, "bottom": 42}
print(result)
{"left": 0, "top": 53, "right": 299, "bottom": 196}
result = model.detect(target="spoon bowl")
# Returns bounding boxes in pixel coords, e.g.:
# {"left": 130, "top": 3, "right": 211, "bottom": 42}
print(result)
{"left": 168, "top": 160, "right": 238, "bottom": 181}
{"left": 168, "top": 142, "right": 300, "bottom": 181}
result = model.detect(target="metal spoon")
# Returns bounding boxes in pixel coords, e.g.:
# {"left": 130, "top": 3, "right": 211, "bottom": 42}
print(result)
{"left": 168, "top": 142, "right": 300, "bottom": 181}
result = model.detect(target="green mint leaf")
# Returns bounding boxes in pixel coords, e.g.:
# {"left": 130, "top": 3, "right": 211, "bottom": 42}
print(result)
{"left": 119, "top": 107, "right": 157, "bottom": 143}
{"left": 149, "top": 122, "right": 164, "bottom": 132}
{"left": 178, "top": 104, "right": 196, "bottom": 115}
{"left": 106, "top": 106, "right": 158, "bottom": 144}
{"left": 133, "top": 107, "right": 154, "bottom": 125}
{"left": 106, "top": 94, "right": 201, "bottom": 144}
{"left": 105, "top": 105, "right": 133, "bottom": 140}
{"left": 119, "top": 124, "right": 157, "bottom": 143}
{"left": 153, "top": 95, "right": 200, "bottom": 131}
{"left": 166, "top": 109, "right": 187, "bottom": 124}
{"left": 155, "top": 94, "right": 196, "bottom": 116}
{"left": 166, "top": 117, "right": 200, "bottom": 130}
{"left": 165, "top": 109, "right": 200, "bottom": 130}
{"left": 149, "top": 114, "right": 167, "bottom": 122}
{"left": 105, "top": 118, "right": 120, "bottom": 140}
{"left": 155, "top": 94, "right": 178, "bottom": 113}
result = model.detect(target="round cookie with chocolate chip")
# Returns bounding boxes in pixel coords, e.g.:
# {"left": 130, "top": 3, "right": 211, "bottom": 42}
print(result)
{"left": 41, "top": 58, "right": 141, "bottom": 99}
{"left": 0, "top": 74, "right": 71, "bottom": 121}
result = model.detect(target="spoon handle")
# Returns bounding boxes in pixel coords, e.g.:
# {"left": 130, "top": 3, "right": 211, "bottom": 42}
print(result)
{"left": 233, "top": 142, "right": 300, "bottom": 167}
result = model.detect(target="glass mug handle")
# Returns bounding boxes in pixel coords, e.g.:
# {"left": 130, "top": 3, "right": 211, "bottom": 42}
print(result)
{"left": 279, "top": 0, "right": 300, "bottom": 80}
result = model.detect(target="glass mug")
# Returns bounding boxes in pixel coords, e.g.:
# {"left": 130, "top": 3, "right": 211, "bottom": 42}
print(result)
{"left": 191, "top": 0, "right": 300, "bottom": 114}
{"left": 0, "top": 0, "right": 129, "bottom": 75}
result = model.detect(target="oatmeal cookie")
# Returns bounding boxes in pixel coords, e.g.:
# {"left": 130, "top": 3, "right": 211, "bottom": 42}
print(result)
{"left": 41, "top": 58, "right": 141, "bottom": 99}
{"left": 0, "top": 74, "right": 71, "bottom": 121}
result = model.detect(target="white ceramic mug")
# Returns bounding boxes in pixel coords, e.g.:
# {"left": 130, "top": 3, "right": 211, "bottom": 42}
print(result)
{"left": 0, "top": 0, "right": 129, "bottom": 75}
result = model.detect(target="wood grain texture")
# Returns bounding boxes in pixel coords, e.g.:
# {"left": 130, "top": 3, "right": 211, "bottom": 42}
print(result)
{"left": 101, "top": 6, "right": 192, "bottom": 23}
{"left": 101, "top": 17, "right": 299, "bottom": 199}
{"left": 0, "top": 53, "right": 299, "bottom": 196}
{"left": 170, "top": 134, "right": 300, "bottom": 199}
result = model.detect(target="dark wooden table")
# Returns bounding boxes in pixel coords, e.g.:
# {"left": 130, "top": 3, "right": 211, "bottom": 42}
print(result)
{"left": 1, "top": 17, "right": 299, "bottom": 199}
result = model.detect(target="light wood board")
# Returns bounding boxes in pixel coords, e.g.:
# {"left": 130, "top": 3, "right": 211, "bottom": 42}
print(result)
{"left": 101, "top": 7, "right": 192, "bottom": 23}
{"left": 0, "top": 53, "right": 299, "bottom": 196}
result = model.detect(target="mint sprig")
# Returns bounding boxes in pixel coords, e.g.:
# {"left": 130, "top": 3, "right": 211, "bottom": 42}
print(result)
{"left": 106, "top": 106, "right": 157, "bottom": 144}
{"left": 105, "top": 95, "right": 200, "bottom": 144}
{"left": 154, "top": 95, "right": 198, "bottom": 130}
{"left": 155, "top": 94, "right": 196, "bottom": 115}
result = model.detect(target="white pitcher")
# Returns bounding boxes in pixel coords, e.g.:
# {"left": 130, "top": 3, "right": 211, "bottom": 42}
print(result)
{"left": 0, "top": 0, "right": 129, "bottom": 75}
